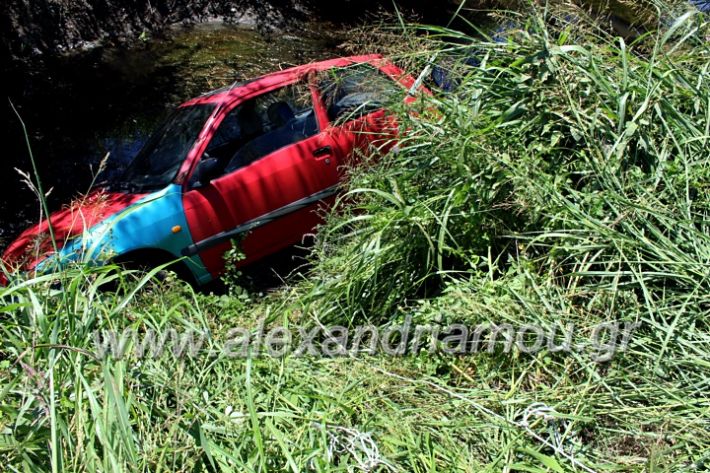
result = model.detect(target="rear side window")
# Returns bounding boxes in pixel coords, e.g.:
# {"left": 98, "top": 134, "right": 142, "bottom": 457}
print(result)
{"left": 200, "top": 81, "right": 318, "bottom": 178}
{"left": 318, "top": 64, "right": 403, "bottom": 123}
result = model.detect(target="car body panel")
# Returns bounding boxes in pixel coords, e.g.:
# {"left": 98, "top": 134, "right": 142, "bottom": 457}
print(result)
{"left": 26, "top": 185, "right": 212, "bottom": 283}
{"left": 182, "top": 134, "right": 341, "bottom": 276}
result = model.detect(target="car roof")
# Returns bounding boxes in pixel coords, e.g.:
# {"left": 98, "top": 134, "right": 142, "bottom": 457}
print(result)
{"left": 179, "top": 54, "right": 386, "bottom": 107}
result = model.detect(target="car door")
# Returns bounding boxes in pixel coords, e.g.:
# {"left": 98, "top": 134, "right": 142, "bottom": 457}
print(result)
{"left": 181, "top": 78, "right": 340, "bottom": 277}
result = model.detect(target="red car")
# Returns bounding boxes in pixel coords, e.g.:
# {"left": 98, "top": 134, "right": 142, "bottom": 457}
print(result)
{"left": 1, "top": 54, "right": 420, "bottom": 286}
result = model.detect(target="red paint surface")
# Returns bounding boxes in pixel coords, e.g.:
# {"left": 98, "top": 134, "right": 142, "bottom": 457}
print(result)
{"left": 183, "top": 127, "right": 340, "bottom": 276}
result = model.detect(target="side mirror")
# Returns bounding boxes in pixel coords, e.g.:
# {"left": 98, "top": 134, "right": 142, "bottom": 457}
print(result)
{"left": 194, "top": 156, "right": 221, "bottom": 187}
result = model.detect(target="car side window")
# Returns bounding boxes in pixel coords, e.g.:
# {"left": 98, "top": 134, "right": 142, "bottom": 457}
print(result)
{"left": 192, "top": 81, "right": 318, "bottom": 185}
{"left": 318, "top": 64, "right": 402, "bottom": 123}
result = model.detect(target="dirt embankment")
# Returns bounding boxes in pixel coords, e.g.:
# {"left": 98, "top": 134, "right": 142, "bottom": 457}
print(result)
{"left": 0, "top": 0, "right": 311, "bottom": 61}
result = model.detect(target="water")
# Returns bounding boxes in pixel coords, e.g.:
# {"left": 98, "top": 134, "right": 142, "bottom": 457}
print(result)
{"left": 1, "top": 22, "right": 341, "bottom": 250}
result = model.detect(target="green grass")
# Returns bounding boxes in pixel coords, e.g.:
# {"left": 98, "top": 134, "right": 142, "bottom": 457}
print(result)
{"left": 1, "top": 3, "right": 709, "bottom": 471}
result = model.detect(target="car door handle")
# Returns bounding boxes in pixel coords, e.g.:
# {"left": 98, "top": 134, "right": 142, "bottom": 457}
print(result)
{"left": 312, "top": 146, "right": 332, "bottom": 158}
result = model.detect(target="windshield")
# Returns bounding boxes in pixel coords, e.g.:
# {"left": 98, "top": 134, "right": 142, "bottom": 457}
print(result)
{"left": 116, "top": 104, "right": 215, "bottom": 192}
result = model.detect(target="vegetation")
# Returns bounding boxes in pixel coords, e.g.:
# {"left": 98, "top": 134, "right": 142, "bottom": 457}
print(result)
{"left": 1, "top": 3, "right": 709, "bottom": 471}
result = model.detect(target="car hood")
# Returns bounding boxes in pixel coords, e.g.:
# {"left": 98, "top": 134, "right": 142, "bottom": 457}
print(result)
{"left": 1, "top": 190, "right": 147, "bottom": 273}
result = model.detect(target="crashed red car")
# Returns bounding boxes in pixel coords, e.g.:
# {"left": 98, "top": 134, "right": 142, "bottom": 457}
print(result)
{"left": 1, "top": 54, "right": 422, "bottom": 286}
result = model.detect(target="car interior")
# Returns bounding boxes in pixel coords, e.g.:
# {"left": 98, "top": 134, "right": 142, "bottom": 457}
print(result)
{"left": 224, "top": 101, "right": 318, "bottom": 173}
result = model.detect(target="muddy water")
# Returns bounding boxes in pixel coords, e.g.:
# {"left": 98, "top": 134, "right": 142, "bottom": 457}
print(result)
{"left": 1, "top": 22, "right": 342, "bottom": 250}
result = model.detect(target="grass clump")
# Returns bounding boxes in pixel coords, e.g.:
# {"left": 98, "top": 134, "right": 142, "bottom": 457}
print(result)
{"left": 2, "top": 3, "right": 709, "bottom": 472}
